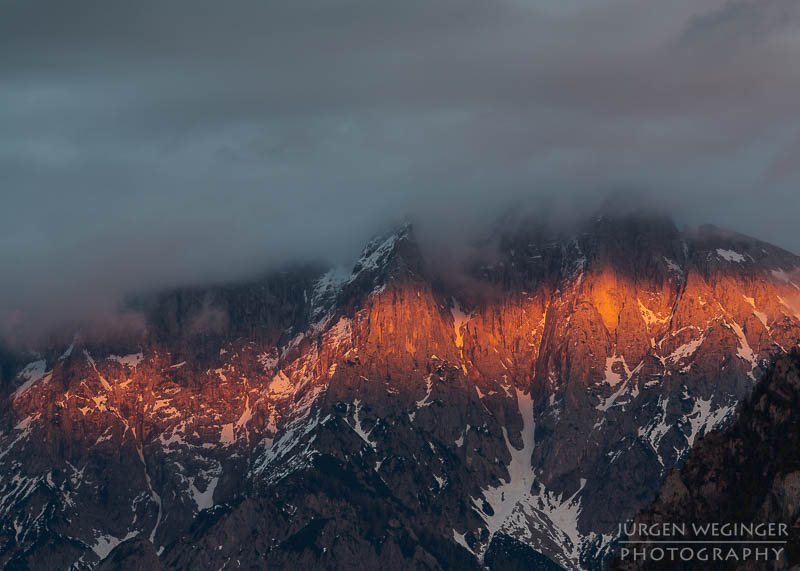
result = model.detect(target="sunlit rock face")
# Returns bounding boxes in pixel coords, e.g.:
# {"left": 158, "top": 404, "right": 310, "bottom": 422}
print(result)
{"left": 2, "top": 216, "right": 799, "bottom": 570}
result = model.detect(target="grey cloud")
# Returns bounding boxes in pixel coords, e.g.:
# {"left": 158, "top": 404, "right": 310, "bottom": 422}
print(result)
{"left": 2, "top": 0, "right": 800, "bottom": 344}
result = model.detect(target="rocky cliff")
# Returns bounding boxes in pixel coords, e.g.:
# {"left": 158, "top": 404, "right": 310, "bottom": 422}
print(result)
{"left": 616, "top": 349, "right": 800, "bottom": 571}
{"left": 1, "top": 215, "right": 799, "bottom": 570}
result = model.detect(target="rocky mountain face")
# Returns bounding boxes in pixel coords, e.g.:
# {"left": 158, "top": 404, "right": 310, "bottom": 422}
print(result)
{"left": 616, "top": 349, "right": 800, "bottom": 571}
{"left": 1, "top": 215, "right": 799, "bottom": 570}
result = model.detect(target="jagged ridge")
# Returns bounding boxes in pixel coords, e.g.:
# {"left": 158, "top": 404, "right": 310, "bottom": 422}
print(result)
{"left": 1, "top": 215, "right": 799, "bottom": 570}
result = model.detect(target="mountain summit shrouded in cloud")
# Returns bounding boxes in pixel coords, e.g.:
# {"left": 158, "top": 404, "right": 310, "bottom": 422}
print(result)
{"left": 2, "top": 0, "right": 800, "bottom": 343}
{"left": 3, "top": 3, "right": 800, "bottom": 568}
{"left": 3, "top": 214, "right": 800, "bottom": 569}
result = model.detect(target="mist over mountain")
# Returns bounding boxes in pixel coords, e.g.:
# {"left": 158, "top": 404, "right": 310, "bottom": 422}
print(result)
{"left": 3, "top": 0, "right": 800, "bottom": 345}
{"left": 4, "top": 1, "right": 800, "bottom": 570}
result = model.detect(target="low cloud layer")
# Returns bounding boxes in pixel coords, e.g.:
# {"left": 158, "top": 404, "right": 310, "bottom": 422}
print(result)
{"left": 2, "top": 0, "right": 800, "bottom": 344}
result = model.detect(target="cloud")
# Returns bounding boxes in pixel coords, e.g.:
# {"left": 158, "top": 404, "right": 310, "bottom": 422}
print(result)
{"left": 1, "top": 0, "right": 800, "bottom": 343}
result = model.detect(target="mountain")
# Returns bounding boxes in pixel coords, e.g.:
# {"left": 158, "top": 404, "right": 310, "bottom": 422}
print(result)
{"left": 1, "top": 215, "right": 799, "bottom": 570}
{"left": 616, "top": 349, "right": 800, "bottom": 570}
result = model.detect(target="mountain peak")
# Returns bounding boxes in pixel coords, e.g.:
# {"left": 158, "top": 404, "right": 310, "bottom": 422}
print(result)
{"left": 2, "top": 216, "right": 800, "bottom": 570}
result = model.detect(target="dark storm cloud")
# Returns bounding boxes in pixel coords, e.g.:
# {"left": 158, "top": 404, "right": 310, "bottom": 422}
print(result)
{"left": 2, "top": 0, "right": 800, "bottom": 343}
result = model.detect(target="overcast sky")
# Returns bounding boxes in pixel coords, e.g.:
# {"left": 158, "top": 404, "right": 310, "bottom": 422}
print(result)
{"left": 2, "top": 0, "right": 800, "bottom": 343}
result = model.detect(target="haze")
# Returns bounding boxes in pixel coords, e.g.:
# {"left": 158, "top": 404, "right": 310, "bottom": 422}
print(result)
{"left": 2, "top": 0, "right": 800, "bottom": 344}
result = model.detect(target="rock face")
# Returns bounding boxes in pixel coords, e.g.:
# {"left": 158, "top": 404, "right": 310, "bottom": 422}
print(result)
{"left": 1, "top": 215, "right": 799, "bottom": 570}
{"left": 616, "top": 349, "right": 800, "bottom": 571}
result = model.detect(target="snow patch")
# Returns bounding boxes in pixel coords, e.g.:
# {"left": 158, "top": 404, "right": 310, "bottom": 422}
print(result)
{"left": 326, "top": 317, "right": 352, "bottom": 350}
{"left": 135, "top": 444, "right": 162, "bottom": 544}
{"left": 471, "top": 390, "right": 538, "bottom": 545}
{"left": 667, "top": 335, "right": 705, "bottom": 365}
{"left": 348, "top": 399, "right": 376, "bottom": 449}
{"left": 743, "top": 295, "right": 769, "bottom": 329}
{"left": 416, "top": 375, "right": 433, "bottom": 408}
{"left": 601, "top": 355, "right": 629, "bottom": 388}
{"left": 236, "top": 400, "right": 253, "bottom": 429}
{"left": 310, "top": 265, "right": 351, "bottom": 319}
{"left": 596, "top": 377, "right": 631, "bottom": 412}
{"left": 455, "top": 425, "right": 470, "bottom": 448}
{"left": 452, "top": 529, "right": 475, "bottom": 554}
{"left": 108, "top": 352, "right": 143, "bottom": 368}
{"left": 726, "top": 320, "right": 757, "bottom": 378}
{"left": 716, "top": 248, "right": 746, "bottom": 263}
{"left": 13, "top": 360, "right": 49, "bottom": 399}
{"left": 91, "top": 531, "right": 138, "bottom": 560}
{"left": 472, "top": 392, "right": 588, "bottom": 570}
{"left": 357, "top": 229, "right": 403, "bottom": 274}
{"left": 268, "top": 371, "right": 293, "bottom": 396}
{"left": 638, "top": 299, "right": 668, "bottom": 329}
{"left": 84, "top": 350, "right": 112, "bottom": 391}
{"left": 637, "top": 396, "right": 671, "bottom": 463}
{"left": 686, "top": 398, "right": 733, "bottom": 447}
{"left": 189, "top": 473, "right": 219, "bottom": 511}
{"left": 60, "top": 342, "right": 74, "bottom": 360}
{"left": 219, "top": 423, "right": 235, "bottom": 445}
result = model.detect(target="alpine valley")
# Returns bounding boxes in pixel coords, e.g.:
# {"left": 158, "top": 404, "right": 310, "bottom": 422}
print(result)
{"left": 2, "top": 214, "right": 800, "bottom": 570}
